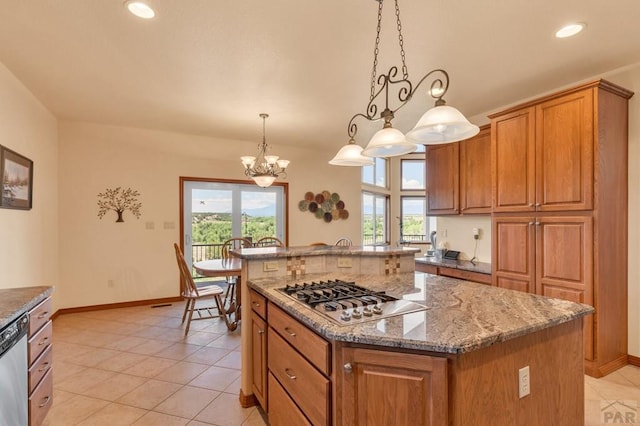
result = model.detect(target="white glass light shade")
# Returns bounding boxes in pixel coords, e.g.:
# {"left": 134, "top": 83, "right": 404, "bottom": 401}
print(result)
{"left": 241, "top": 156, "right": 256, "bottom": 167}
{"left": 125, "top": 1, "right": 155, "bottom": 19}
{"left": 276, "top": 159, "right": 290, "bottom": 169}
{"left": 264, "top": 155, "right": 279, "bottom": 165}
{"left": 362, "top": 127, "right": 417, "bottom": 157}
{"left": 329, "top": 142, "right": 374, "bottom": 166}
{"left": 406, "top": 105, "right": 480, "bottom": 144}
{"left": 252, "top": 175, "right": 277, "bottom": 188}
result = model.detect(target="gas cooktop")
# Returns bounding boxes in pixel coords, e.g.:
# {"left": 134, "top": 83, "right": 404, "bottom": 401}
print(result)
{"left": 278, "top": 279, "right": 428, "bottom": 325}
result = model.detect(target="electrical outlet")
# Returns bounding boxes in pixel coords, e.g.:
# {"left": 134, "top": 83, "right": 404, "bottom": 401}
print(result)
{"left": 518, "top": 366, "right": 530, "bottom": 398}
{"left": 337, "top": 257, "right": 352, "bottom": 268}
{"left": 263, "top": 261, "right": 279, "bottom": 272}
{"left": 473, "top": 228, "right": 480, "bottom": 240}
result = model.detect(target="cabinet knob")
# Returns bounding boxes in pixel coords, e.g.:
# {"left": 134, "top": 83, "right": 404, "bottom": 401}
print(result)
{"left": 528, "top": 222, "right": 534, "bottom": 226}
{"left": 252, "top": 302, "right": 260, "bottom": 307}
{"left": 344, "top": 362, "right": 353, "bottom": 373}
{"left": 534, "top": 203, "right": 541, "bottom": 207}
{"left": 528, "top": 203, "right": 534, "bottom": 207}
{"left": 257, "top": 329, "right": 264, "bottom": 335}
{"left": 283, "top": 327, "right": 297, "bottom": 337}
{"left": 39, "top": 396, "right": 51, "bottom": 408}
{"left": 284, "top": 368, "right": 297, "bottom": 380}
{"left": 534, "top": 222, "right": 541, "bottom": 226}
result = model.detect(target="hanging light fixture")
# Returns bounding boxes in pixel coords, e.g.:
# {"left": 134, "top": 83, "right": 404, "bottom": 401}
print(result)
{"left": 329, "top": 137, "right": 374, "bottom": 166}
{"left": 241, "top": 113, "right": 289, "bottom": 188}
{"left": 331, "top": 0, "right": 478, "bottom": 165}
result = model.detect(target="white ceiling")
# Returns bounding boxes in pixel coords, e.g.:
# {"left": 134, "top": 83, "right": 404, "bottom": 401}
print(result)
{"left": 1, "top": 0, "right": 639, "bottom": 152}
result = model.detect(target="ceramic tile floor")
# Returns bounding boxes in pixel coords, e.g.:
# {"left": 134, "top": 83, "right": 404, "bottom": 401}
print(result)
{"left": 45, "top": 301, "right": 267, "bottom": 426}
{"left": 44, "top": 301, "right": 640, "bottom": 425}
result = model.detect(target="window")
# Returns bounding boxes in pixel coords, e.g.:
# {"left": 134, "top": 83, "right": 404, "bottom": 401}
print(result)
{"left": 362, "top": 157, "right": 388, "bottom": 188}
{"left": 362, "top": 191, "right": 389, "bottom": 245}
{"left": 400, "top": 196, "right": 435, "bottom": 242}
{"left": 401, "top": 159, "right": 425, "bottom": 190}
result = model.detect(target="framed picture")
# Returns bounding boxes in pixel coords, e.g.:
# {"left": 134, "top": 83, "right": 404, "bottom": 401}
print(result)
{"left": 1, "top": 145, "right": 33, "bottom": 210}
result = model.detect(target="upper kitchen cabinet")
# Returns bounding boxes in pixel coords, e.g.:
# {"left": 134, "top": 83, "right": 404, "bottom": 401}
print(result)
{"left": 425, "top": 124, "right": 491, "bottom": 215}
{"left": 491, "top": 80, "right": 630, "bottom": 213}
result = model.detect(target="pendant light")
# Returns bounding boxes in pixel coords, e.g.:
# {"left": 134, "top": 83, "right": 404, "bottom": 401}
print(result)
{"left": 330, "top": 0, "right": 478, "bottom": 166}
{"left": 241, "top": 114, "right": 289, "bottom": 188}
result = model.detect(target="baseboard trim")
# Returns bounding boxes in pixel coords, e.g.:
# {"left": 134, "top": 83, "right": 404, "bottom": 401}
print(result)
{"left": 51, "top": 296, "right": 184, "bottom": 320}
{"left": 585, "top": 354, "right": 629, "bottom": 378}
{"left": 629, "top": 355, "right": 640, "bottom": 367}
{"left": 239, "top": 390, "right": 258, "bottom": 408}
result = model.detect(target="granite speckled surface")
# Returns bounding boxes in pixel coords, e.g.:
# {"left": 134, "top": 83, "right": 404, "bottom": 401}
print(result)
{"left": 248, "top": 273, "right": 593, "bottom": 354}
{"left": 415, "top": 256, "right": 492, "bottom": 275}
{"left": 231, "top": 245, "right": 420, "bottom": 259}
{"left": 0, "top": 286, "right": 53, "bottom": 329}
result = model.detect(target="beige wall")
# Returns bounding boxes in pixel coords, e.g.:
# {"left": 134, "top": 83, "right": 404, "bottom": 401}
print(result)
{"left": 0, "top": 63, "right": 59, "bottom": 292}
{"left": 57, "top": 121, "right": 361, "bottom": 309}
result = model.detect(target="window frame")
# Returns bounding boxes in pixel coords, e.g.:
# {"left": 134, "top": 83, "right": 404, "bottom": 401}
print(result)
{"left": 362, "top": 190, "right": 390, "bottom": 246}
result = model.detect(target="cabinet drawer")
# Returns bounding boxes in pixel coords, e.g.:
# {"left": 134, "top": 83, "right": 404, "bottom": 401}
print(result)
{"left": 29, "top": 345, "right": 53, "bottom": 394}
{"left": 28, "top": 320, "right": 52, "bottom": 364}
{"left": 268, "top": 329, "right": 330, "bottom": 426}
{"left": 249, "top": 290, "right": 267, "bottom": 319}
{"left": 268, "top": 304, "right": 330, "bottom": 375}
{"left": 415, "top": 263, "right": 438, "bottom": 274}
{"left": 438, "top": 267, "right": 492, "bottom": 285}
{"left": 268, "top": 372, "right": 312, "bottom": 426}
{"left": 28, "top": 297, "right": 52, "bottom": 336}
{"left": 29, "top": 368, "right": 53, "bottom": 426}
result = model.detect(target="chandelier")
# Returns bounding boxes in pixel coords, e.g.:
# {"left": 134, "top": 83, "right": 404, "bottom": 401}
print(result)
{"left": 330, "top": 0, "right": 479, "bottom": 165}
{"left": 241, "top": 113, "right": 289, "bottom": 188}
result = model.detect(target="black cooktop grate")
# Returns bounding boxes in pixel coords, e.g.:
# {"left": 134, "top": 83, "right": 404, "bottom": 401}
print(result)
{"left": 279, "top": 279, "right": 397, "bottom": 309}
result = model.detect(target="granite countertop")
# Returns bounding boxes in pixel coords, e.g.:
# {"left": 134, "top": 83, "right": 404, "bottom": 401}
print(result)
{"left": 0, "top": 286, "right": 53, "bottom": 329}
{"left": 247, "top": 273, "right": 593, "bottom": 354}
{"left": 416, "top": 256, "right": 492, "bottom": 275}
{"left": 232, "top": 245, "right": 420, "bottom": 260}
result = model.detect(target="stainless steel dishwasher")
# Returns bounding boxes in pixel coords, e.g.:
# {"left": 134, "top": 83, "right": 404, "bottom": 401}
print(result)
{"left": 0, "top": 313, "right": 29, "bottom": 426}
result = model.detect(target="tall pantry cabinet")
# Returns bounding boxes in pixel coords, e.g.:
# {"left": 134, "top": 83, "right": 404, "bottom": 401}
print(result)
{"left": 490, "top": 80, "right": 633, "bottom": 377}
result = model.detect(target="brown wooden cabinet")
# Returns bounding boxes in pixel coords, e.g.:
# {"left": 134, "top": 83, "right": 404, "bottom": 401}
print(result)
{"left": 492, "top": 87, "right": 594, "bottom": 212}
{"left": 28, "top": 297, "right": 53, "bottom": 426}
{"left": 490, "top": 79, "right": 633, "bottom": 377}
{"left": 338, "top": 347, "right": 448, "bottom": 426}
{"left": 249, "top": 290, "right": 267, "bottom": 410}
{"left": 426, "top": 125, "right": 491, "bottom": 215}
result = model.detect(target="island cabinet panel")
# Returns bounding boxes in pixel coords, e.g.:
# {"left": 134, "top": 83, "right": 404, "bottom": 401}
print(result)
{"left": 337, "top": 346, "right": 447, "bottom": 426}
{"left": 459, "top": 125, "right": 492, "bottom": 214}
{"left": 426, "top": 143, "right": 459, "bottom": 215}
{"left": 425, "top": 125, "right": 491, "bottom": 216}
{"left": 250, "top": 311, "right": 267, "bottom": 409}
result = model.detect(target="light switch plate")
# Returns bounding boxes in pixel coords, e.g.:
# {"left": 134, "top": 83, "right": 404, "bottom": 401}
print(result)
{"left": 263, "top": 261, "right": 279, "bottom": 272}
{"left": 337, "top": 257, "right": 352, "bottom": 268}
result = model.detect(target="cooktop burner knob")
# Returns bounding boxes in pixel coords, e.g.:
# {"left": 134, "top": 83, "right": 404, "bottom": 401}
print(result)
{"left": 372, "top": 305, "right": 383, "bottom": 315}
{"left": 351, "top": 309, "right": 362, "bottom": 319}
{"left": 362, "top": 307, "right": 373, "bottom": 317}
{"left": 340, "top": 311, "right": 352, "bottom": 321}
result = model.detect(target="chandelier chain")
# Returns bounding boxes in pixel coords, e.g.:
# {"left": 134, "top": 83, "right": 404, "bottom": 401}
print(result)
{"left": 394, "top": 0, "right": 408, "bottom": 80}
{"left": 370, "top": 0, "right": 383, "bottom": 101}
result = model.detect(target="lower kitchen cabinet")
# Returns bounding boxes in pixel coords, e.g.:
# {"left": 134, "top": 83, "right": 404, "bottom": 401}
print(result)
{"left": 338, "top": 347, "right": 448, "bottom": 426}
{"left": 27, "top": 297, "right": 53, "bottom": 426}
{"left": 267, "top": 373, "right": 311, "bottom": 426}
{"left": 250, "top": 311, "right": 267, "bottom": 409}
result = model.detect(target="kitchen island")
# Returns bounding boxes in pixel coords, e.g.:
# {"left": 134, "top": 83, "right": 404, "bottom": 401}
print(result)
{"left": 245, "top": 271, "right": 593, "bottom": 425}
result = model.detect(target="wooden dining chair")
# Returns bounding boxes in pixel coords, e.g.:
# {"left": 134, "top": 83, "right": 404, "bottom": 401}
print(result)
{"left": 254, "top": 236, "right": 284, "bottom": 247}
{"left": 221, "top": 237, "right": 253, "bottom": 310}
{"left": 173, "top": 243, "right": 234, "bottom": 334}
{"left": 335, "top": 237, "right": 353, "bottom": 246}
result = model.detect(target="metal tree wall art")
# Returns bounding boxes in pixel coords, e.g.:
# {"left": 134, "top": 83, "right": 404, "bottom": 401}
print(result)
{"left": 97, "top": 187, "right": 142, "bottom": 223}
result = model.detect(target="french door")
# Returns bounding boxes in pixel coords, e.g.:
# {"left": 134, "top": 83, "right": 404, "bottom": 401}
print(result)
{"left": 181, "top": 178, "right": 287, "bottom": 269}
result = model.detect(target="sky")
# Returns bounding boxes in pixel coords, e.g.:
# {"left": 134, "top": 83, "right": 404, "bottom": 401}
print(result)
{"left": 191, "top": 189, "right": 277, "bottom": 215}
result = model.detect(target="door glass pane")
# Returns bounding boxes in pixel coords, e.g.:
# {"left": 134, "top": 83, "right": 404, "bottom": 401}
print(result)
{"left": 241, "top": 191, "right": 278, "bottom": 244}
{"left": 401, "top": 197, "right": 427, "bottom": 242}
{"left": 375, "top": 196, "right": 386, "bottom": 243}
{"left": 362, "top": 193, "right": 374, "bottom": 245}
{"left": 191, "top": 189, "right": 232, "bottom": 261}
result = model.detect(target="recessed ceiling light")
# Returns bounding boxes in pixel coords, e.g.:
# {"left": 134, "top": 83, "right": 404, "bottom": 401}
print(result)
{"left": 125, "top": 1, "right": 155, "bottom": 19}
{"left": 555, "top": 23, "right": 586, "bottom": 38}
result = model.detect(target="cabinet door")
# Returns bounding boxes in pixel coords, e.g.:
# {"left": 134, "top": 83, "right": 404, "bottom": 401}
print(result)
{"left": 492, "top": 107, "right": 536, "bottom": 212}
{"left": 340, "top": 347, "right": 447, "bottom": 426}
{"left": 536, "top": 216, "right": 594, "bottom": 360}
{"left": 535, "top": 90, "right": 594, "bottom": 211}
{"left": 492, "top": 216, "right": 536, "bottom": 293}
{"left": 251, "top": 312, "right": 268, "bottom": 409}
{"left": 460, "top": 126, "right": 491, "bottom": 214}
{"left": 425, "top": 143, "right": 459, "bottom": 215}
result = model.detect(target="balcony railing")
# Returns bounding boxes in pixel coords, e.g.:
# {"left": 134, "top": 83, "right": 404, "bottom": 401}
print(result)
{"left": 192, "top": 243, "right": 224, "bottom": 262}
{"left": 362, "top": 234, "right": 427, "bottom": 245}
